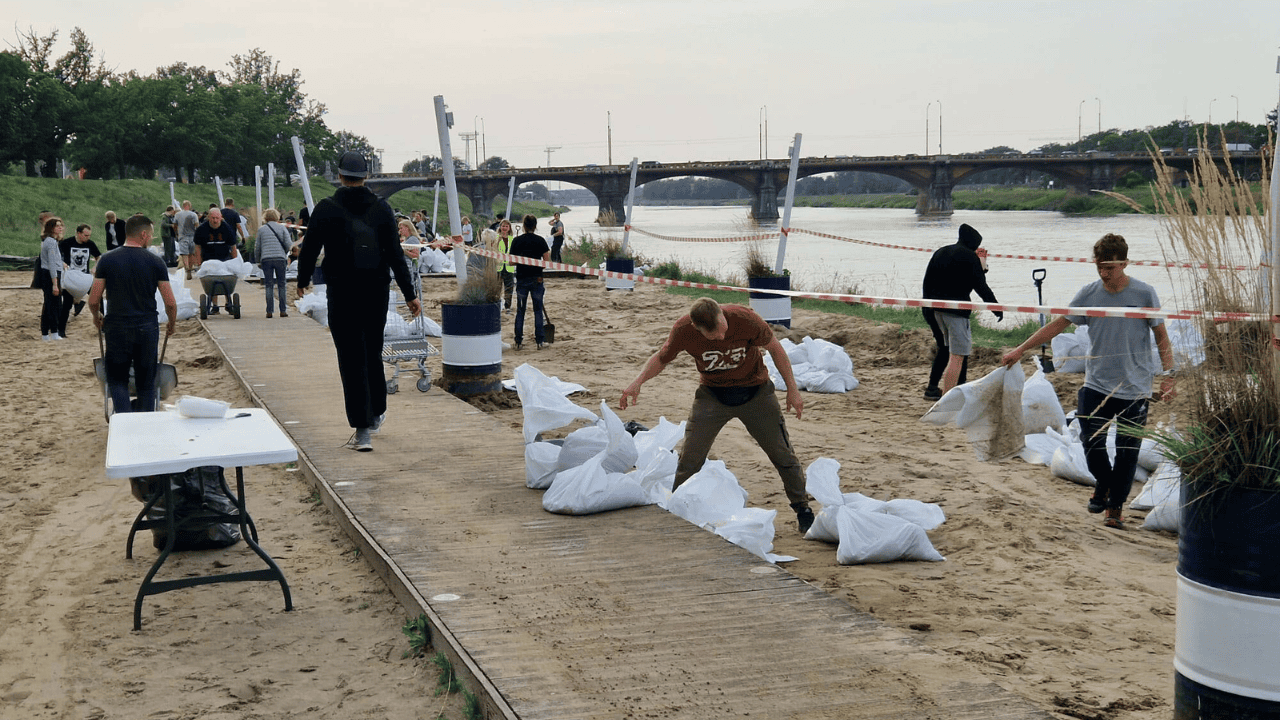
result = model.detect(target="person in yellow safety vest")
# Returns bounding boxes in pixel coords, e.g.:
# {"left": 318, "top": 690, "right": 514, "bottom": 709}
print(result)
{"left": 496, "top": 218, "right": 515, "bottom": 311}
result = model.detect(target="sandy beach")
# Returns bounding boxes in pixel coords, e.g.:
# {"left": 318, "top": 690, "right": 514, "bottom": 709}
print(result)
{"left": 1, "top": 269, "right": 1185, "bottom": 720}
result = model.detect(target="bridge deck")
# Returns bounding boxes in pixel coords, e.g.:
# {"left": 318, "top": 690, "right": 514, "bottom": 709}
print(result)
{"left": 200, "top": 280, "right": 1050, "bottom": 720}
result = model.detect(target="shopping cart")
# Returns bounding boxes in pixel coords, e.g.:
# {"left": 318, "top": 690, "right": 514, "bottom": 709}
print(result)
{"left": 381, "top": 314, "right": 439, "bottom": 393}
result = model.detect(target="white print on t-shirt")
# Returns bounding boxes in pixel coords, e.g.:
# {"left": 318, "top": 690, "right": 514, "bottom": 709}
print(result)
{"left": 701, "top": 347, "right": 747, "bottom": 372}
{"left": 68, "top": 245, "right": 93, "bottom": 273}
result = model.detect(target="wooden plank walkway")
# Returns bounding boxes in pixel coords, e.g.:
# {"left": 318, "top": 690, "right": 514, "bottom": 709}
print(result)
{"left": 199, "top": 281, "right": 1051, "bottom": 720}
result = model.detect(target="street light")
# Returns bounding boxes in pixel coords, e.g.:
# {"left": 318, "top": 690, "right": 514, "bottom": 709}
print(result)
{"left": 925, "top": 101, "right": 932, "bottom": 155}
{"left": 1231, "top": 95, "right": 1239, "bottom": 124}
{"left": 476, "top": 117, "right": 485, "bottom": 167}
{"left": 1209, "top": 98, "right": 1217, "bottom": 125}
{"left": 759, "top": 106, "right": 769, "bottom": 159}
{"left": 1078, "top": 99, "right": 1085, "bottom": 145}
{"left": 1095, "top": 97, "right": 1101, "bottom": 135}
{"left": 937, "top": 100, "right": 942, "bottom": 154}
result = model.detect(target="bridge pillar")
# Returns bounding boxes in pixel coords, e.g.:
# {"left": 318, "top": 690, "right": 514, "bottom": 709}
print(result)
{"left": 467, "top": 182, "right": 494, "bottom": 218}
{"left": 596, "top": 174, "right": 626, "bottom": 226}
{"left": 751, "top": 172, "right": 779, "bottom": 221}
{"left": 1088, "top": 163, "right": 1116, "bottom": 192}
{"left": 917, "top": 163, "right": 954, "bottom": 216}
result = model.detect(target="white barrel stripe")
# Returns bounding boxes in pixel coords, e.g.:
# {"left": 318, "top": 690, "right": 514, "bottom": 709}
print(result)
{"left": 1175, "top": 573, "right": 1280, "bottom": 702}
{"left": 440, "top": 333, "right": 502, "bottom": 367}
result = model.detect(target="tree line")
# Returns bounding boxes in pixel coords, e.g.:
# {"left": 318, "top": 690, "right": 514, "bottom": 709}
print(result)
{"left": 0, "top": 27, "right": 373, "bottom": 184}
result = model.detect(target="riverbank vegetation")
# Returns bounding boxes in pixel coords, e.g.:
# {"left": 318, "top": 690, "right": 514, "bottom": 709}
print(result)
{"left": 0, "top": 175, "right": 560, "bottom": 258}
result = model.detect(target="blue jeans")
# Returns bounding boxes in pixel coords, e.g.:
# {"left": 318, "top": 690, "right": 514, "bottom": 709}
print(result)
{"left": 261, "top": 258, "right": 287, "bottom": 313}
{"left": 1078, "top": 386, "right": 1149, "bottom": 510}
{"left": 104, "top": 322, "right": 161, "bottom": 413}
{"left": 514, "top": 277, "right": 545, "bottom": 345}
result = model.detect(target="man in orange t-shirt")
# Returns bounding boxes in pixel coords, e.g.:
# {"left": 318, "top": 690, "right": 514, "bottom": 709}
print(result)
{"left": 620, "top": 297, "right": 814, "bottom": 533}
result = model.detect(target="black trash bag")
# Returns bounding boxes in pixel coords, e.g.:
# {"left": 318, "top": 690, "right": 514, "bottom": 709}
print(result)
{"left": 130, "top": 466, "right": 242, "bottom": 550}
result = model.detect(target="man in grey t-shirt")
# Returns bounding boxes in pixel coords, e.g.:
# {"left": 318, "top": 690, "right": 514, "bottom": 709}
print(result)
{"left": 174, "top": 200, "right": 200, "bottom": 279}
{"left": 1001, "top": 233, "right": 1175, "bottom": 530}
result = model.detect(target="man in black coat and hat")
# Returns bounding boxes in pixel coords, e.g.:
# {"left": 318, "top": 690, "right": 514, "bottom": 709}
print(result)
{"left": 921, "top": 223, "right": 1002, "bottom": 398}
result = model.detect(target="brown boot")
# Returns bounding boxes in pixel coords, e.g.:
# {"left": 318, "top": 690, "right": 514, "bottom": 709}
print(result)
{"left": 1104, "top": 507, "right": 1125, "bottom": 530}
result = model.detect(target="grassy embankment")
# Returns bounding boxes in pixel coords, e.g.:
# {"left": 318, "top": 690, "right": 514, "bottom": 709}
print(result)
{"left": 0, "top": 174, "right": 561, "bottom": 258}
{"left": 561, "top": 235, "right": 1043, "bottom": 350}
{"left": 795, "top": 184, "right": 1174, "bottom": 215}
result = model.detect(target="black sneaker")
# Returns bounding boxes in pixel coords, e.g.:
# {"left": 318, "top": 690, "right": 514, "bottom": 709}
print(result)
{"left": 923, "top": 386, "right": 942, "bottom": 401}
{"left": 1087, "top": 496, "right": 1106, "bottom": 514}
{"left": 795, "top": 506, "right": 815, "bottom": 534}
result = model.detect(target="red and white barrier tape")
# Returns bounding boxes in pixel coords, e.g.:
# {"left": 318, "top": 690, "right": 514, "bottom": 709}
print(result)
{"left": 786, "top": 227, "right": 1257, "bottom": 271}
{"left": 628, "top": 226, "right": 781, "bottom": 243}
{"left": 455, "top": 244, "right": 1270, "bottom": 323}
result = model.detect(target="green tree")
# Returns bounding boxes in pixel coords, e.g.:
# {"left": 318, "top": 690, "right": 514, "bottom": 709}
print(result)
{"left": 480, "top": 156, "right": 509, "bottom": 171}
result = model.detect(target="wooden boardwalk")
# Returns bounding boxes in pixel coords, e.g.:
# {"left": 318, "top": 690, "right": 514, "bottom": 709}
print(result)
{"left": 200, "top": 282, "right": 1050, "bottom": 720}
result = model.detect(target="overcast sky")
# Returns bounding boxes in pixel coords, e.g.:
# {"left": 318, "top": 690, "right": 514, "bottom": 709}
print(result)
{"left": 7, "top": 0, "right": 1280, "bottom": 172}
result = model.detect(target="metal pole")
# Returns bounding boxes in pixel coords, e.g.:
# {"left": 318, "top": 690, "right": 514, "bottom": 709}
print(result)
{"left": 433, "top": 96, "right": 467, "bottom": 285}
{"left": 267, "top": 163, "right": 275, "bottom": 210}
{"left": 506, "top": 177, "right": 516, "bottom": 224}
{"left": 254, "top": 165, "right": 263, "bottom": 232}
{"left": 607, "top": 111, "right": 612, "bottom": 165}
{"left": 1096, "top": 97, "right": 1101, "bottom": 135}
{"left": 925, "top": 102, "right": 931, "bottom": 156}
{"left": 775, "top": 133, "right": 802, "bottom": 274}
{"left": 937, "top": 100, "right": 942, "bottom": 154}
{"left": 1232, "top": 95, "right": 1239, "bottom": 124}
{"left": 763, "top": 105, "right": 768, "bottom": 159}
{"left": 1078, "top": 100, "right": 1084, "bottom": 145}
{"left": 290, "top": 136, "right": 315, "bottom": 213}
{"left": 431, "top": 180, "right": 440, "bottom": 238}
{"left": 620, "top": 158, "right": 639, "bottom": 256}
{"left": 214, "top": 176, "right": 225, "bottom": 207}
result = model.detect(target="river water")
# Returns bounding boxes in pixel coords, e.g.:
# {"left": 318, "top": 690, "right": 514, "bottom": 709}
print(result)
{"left": 556, "top": 204, "right": 1194, "bottom": 326}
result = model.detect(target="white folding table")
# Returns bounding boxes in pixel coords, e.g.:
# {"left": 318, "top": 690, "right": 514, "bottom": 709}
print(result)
{"left": 105, "top": 408, "right": 298, "bottom": 630}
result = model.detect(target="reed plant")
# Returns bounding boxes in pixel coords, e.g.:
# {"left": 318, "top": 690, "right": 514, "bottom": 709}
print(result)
{"left": 453, "top": 229, "right": 503, "bottom": 304}
{"left": 1140, "top": 132, "right": 1280, "bottom": 491}
{"left": 742, "top": 242, "right": 783, "bottom": 278}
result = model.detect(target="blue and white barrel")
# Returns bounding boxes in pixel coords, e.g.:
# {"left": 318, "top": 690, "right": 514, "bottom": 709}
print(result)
{"left": 749, "top": 276, "right": 791, "bottom": 328}
{"left": 440, "top": 302, "right": 503, "bottom": 395}
{"left": 1174, "top": 480, "right": 1280, "bottom": 719}
{"left": 605, "top": 258, "right": 634, "bottom": 291}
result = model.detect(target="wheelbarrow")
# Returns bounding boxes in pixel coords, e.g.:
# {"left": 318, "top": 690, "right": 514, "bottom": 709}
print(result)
{"left": 198, "top": 274, "right": 241, "bottom": 319}
{"left": 95, "top": 330, "right": 178, "bottom": 421}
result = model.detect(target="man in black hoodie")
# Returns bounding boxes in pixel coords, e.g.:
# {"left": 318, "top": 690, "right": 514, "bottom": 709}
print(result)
{"left": 296, "top": 151, "right": 421, "bottom": 452}
{"left": 921, "top": 223, "right": 1001, "bottom": 398}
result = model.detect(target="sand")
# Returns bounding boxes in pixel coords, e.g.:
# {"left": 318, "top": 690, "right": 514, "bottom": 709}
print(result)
{"left": 1, "top": 270, "right": 1185, "bottom": 720}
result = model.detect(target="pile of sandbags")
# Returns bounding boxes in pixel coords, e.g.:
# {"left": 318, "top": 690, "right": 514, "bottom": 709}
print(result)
{"left": 803, "top": 457, "right": 945, "bottom": 564}
{"left": 1052, "top": 319, "right": 1205, "bottom": 374}
{"left": 763, "top": 336, "right": 859, "bottom": 393}
{"left": 419, "top": 248, "right": 455, "bottom": 274}
{"left": 158, "top": 269, "right": 199, "bottom": 320}
{"left": 195, "top": 256, "right": 253, "bottom": 281}
{"left": 383, "top": 311, "right": 441, "bottom": 339}
{"left": 296, "top": 285, "right": 328, "bottom": 327}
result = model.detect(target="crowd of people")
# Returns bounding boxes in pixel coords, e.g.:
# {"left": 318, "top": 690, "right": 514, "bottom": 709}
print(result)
{"left": 30, "top": 176, "right": 1175, "bottom": 529}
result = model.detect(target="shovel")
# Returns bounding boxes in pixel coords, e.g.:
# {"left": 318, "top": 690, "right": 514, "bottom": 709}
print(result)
{"left": 543, "top": 306, "right": 555, "bottom": 345}
{"left": 1032, "top": 268, "right": 1054, "bottom": 373}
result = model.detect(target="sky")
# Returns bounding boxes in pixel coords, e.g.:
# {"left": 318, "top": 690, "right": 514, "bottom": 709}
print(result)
{"left": 6, "top": 0, "right": 1280, "bottom": 173}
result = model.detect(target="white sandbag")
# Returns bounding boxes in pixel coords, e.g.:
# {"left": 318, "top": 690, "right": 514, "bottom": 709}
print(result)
{"left": 541, "top": 451, "right": 653, "bottom": 515}
{"left": 1051, "top": 326, "right": 1090, "bottom": 373}
{"left": 1163, "top": 318, "right": 1205, "bottom": 371}
{"left": 555, "top": 425, "right": 608, "bottom": 472}
{"left": 803, "top": 458, "right": 886, "bottom": 542}
{"left": 882, "top": 498, "right": 946, "bottom": 530}
{"left": 1018, "top": 432, "right": 1069, "bottom": 466}
{"left": 296, "top": 289, "right": 328, "bottom": 327}
{"left": 597, "top": 402, "right": 639, "bottom": 474}
{"left": 525, "top": 441, "right": 561, "bottom": 489}
{"left": 384, "top": 311, "right": 410, "bottom": 339}
{"left": 1141, "top": 500, "right": 1181, "bottom": 532}
{"left": 1050, "top": 444, "right": 1096, "bottom": 486}
{"left": 61, "top": 268, "right": 92, "bottom": 300}
{"left": 626, "top": 447, "right": 678, "bottom": 503}
{"left": 710, "top": 508, "right": 796, "bottom": 564}
{"left": 195, "top": 259, "right": 233, "bottom": 278}
{"left": 1131, "top": 461, "right": 1180, "bottom": 510}
{"left": 1022, "top": 367, "right": 1066, "bottom": 434}
{"left": 632, "top": 417, "right": 684, "bottom": 465}
{"left": 224, "top": 254, "right": 252, "bottom": 279}
{"left": 835, "top": 509, "right": 945, "bottom": 564}
{"left": 661, "top": 460, "right": 749, "bottom": 527}
{"left": 921, "top": 366, "right": 1026, "bottom": 461}
{"left": 514, "top": 363, "right": 599, "bottom": 444}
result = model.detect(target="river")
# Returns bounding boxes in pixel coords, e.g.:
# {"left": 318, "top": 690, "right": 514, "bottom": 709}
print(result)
{"left": 555, "top": 205, "right": 1200, "bottom": 326}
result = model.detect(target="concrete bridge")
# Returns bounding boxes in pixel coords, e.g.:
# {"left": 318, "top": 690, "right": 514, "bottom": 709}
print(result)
{"left": 364, "top": 150, "right": 1265, "bottom": 224}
